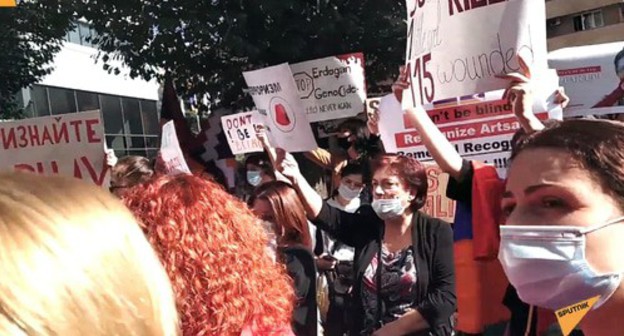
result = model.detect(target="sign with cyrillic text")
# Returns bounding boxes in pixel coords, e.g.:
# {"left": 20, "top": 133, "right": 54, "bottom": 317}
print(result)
{"left": 291, "top": 53, "right": 367, "bottom": 122}
{"left": 0, "top": 111, "right": 109, "bottom": 186}
{"left": 243, "top": 63, "right": 317, "bottom": 152}
{"left": 403, "top": 0, "right": 547, "bottom": 107}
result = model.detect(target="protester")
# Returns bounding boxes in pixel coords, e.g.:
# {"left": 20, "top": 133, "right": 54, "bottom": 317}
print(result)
{"left": 0, "top": 172, "right": 179, "bottom": 336}
{"left": 274, "top": 149, "right": 456, "bottom": 335}
{"left": 124, "top": 175, "right": 295, "bottom": 336}
{"left": 500, "top": 119, "right": 624, "bottom": 336}
{"left": 245, "top": 152, "right": 276, "bottom": 187}
{"left": 385, "top": 57, "right": 574, "bottom": 335}
{"left": 249, "top": 181, "right": 319, "bottom": 336}
{"left": 110, "top": 155, "right": 155, "bottom": 198}
{"left": 315, "top": 162, "right": 365, "bottom": 336}
{"left": 305, "top": 118, "right": 383, "bottom": 192}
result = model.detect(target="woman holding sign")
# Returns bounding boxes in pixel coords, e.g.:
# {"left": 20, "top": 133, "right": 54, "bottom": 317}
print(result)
{"left": 274, "top": 149, "right": 456, "bottom": 336}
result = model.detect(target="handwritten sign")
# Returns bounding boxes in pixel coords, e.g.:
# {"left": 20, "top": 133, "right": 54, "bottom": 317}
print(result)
{"left": 160, "top": 121, "right": 191, "bottom": 176}
{"left": 403, "top": 0, "right": 547, "bottom": 107}
{"left": 0, "top": 111, "right": 109, "bottom": 186}
{"left": 291, "top": 53, "right": 367, "bottom": 122}
{"left": 221, "top": 111, "right": 263, "bottom": 155}
{"left": 549, "top": 42, "right": 624, "bottom": 118}
{"left": 243, "top": 63, "right": 317, "bottom": 152}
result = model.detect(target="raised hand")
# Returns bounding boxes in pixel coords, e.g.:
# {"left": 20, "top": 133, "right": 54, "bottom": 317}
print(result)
{"left": 274, "top": 148, "right": 301, "bottom": 184}
{"left": 499, "top": 55, "right": 533, "bottom": 120}
{"left": 392, "top": 65, "right": 410, "bottom": 102}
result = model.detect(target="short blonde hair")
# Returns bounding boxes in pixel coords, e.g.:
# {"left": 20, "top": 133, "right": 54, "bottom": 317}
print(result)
{"left": 0, "top": 172, "right": 179, "bottom": 336}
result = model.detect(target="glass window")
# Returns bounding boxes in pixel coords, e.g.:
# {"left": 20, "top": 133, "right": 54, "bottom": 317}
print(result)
{"left": 78, "top": 22, "right": 93, "bottom": 46}
{"left": 48, "top": 87, "right": 77, "bottom": 115}
{"left": 122, "top": 98, "right": 144, "bottom": 135}
{"left": 101, "top": 95, "right": 124, "bottom": 134}
{"left": 145, "top": 135, "right": 160, "bottom": 148}
{"left": 574, "top": 11, "right": 604, "bottom": 31}
{"left": 127, "top": 149, "right": 148, "bottom": 158}
{"left": 76, "top": 90, "right": 100, "bottom": 112}
{"left": 126, "top": 135, "right": 146, "bottom": 149}
{"left": 106, "top": 135, "right": 126, "bottom": 151}
{"left": 31, "top": 85, "right": 50, "bottom": 117}
{"left": 140, "top": 100, "right": 160, "bottom": 135}
{"left": 67, "top": 26, "right": 81, "bottom": 44}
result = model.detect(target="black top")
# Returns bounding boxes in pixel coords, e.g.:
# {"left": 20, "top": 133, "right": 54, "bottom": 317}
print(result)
{"left": 312, "top": 202, "right": 456, "bottom": 336}
{"left": 280, "top": 246, "right": 318, "bottom": 336}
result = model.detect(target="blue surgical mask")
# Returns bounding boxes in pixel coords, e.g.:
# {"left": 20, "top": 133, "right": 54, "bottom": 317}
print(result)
{"left": 499, "top": 216, "right": 624, "bottom": 311}
{"left": 247, "top": 171, "right": 262, "bottom": 187}
{"left": 371, "top": 198, "right": 405, "bottom": 220}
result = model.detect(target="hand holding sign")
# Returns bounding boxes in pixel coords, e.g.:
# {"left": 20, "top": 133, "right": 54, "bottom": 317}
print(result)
{"left": 498, "top": 55, "right": 534, "bottom": 122}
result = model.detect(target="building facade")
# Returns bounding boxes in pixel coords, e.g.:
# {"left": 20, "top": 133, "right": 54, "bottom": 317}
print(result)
{"left": 20, "top": 21, "right": 161, "bottom": 158}
{"left": 547, "top": 0, "right": 624, "bottom": 51}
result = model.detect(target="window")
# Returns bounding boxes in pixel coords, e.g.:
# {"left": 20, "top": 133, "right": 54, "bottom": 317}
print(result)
{"left": 101, "top": 94, "right": 124, "bottom": 134}
{"left": 76, "top": 90, "right": 100, "bottom": 112}
{"left": 27, "top": 85, "right": 159, "bottom": 158}
{"left": 48, "top": 87, "right": 77, "bottom": 115}
{"left": 65, "top": 21, "right": 99, "bottom": 47}
{"left": 573, "top": 11, "right": 604, "bottom": 32}
{"left": 31, "top": 85, "right": 50, "bottom": 117}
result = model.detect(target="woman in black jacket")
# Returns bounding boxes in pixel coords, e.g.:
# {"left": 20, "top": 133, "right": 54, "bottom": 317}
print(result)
{"left": 276, "top": 150, "right": 456, "bottom": 336}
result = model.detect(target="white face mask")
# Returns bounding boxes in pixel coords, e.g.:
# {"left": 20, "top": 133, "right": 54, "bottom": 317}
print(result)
{"left": 338, "top": 184, "right": 361, "bottom": 201}
{"left": 371, "top": 198, "right": 405, "bottom": 220}
{"left": 498, "top": 217, "right": 624, "bottom": 311}
{"left": 247, "top": 171, "right": 262, "bottom": 187}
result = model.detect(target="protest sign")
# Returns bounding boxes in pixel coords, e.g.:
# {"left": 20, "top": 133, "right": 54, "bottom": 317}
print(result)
{"left": 381, "top": 71, "right": 561, "bottom": 177}
{"left": 243, "top": 63, "right": 317, "bottom": 152}
{"left": 160, "top": 121, "right": 191, "bottom": 176}
{"left": 0, "top": 111, "right": 108, "bottom": 186}
{"left": 422, "top": 164, "right": 456, "bottom": 223}
{"left": 221, "top": 111, "right": 263, "bottom": 155}
{"left": 291, "top": 53, "right": 367, "bottom": 122}
{"left": 549, "top": 42, "right": 624, "bottom": 118}
{"left": 403, "top": 0, "right": 547, "bottom": 108}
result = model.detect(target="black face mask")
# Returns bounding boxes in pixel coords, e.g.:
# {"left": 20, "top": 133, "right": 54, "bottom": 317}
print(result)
{"left": 337, "top": 137, "right": 352, "bottom": 151}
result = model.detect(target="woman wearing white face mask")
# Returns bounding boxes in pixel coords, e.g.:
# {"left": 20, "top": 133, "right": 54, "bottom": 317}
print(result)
{"left": 315, "top": 162, "right": 364, "bottom": 335}
{"left": 500, "top": 119, "right": 624, "bottom": 336}
{"left": 275, "top": 150, "right": 456, "bottom": 336}
{"left": 243, "top": 153, "right": 276, "bottom": 195}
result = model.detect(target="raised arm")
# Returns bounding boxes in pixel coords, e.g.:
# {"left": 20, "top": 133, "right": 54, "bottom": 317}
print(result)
{"left": 393, "top": 66, "right": 464, "bottom": 179}
{"left": 501, "top": 55, "right": 544, "bottom": 134}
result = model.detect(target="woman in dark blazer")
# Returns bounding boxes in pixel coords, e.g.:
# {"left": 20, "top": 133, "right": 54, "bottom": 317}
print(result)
{"left": 276, "top": 151, "right": 456, "bottom": 336}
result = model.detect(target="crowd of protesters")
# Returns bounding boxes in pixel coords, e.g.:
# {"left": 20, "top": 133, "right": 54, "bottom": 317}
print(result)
{"left": 0, "top": 47, "right": 623, "bottom": 336}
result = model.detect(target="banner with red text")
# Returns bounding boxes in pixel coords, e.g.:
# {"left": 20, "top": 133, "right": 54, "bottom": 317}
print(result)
{"left": 0, "top": 111, "right": 109, "bottom": 186}
{"left": 381, "top": 71, "right": 561, "bottom": 177}
{"left": 403, "top": 0, "right": 547, "bottom": 108}
{"left": 548, "top": 42, "right": 624, "bottom": 118}
{"left": 160, "top": 121, "right": 191, "bottom": 176}
{"left": 291, "top": 53, "right": 367, "bottom": 122}
{"left": 422, "top": 164, "right": 456, "bottom": 223}
{"left": 221, "top": 111, "right": 263, "bottom": 155}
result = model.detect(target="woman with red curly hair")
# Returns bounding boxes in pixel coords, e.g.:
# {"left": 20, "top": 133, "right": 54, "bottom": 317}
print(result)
{"left": 123, "top": 174, "right": 295, "bottom": 336}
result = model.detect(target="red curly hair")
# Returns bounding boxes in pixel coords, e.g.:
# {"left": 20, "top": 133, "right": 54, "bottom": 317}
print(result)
{"left": 123, "top": 174, "right": 295, "bottom": 336}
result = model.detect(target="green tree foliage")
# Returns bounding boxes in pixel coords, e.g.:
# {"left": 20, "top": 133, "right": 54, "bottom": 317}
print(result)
{"left": 0, "top": 1, "right": 77, "bottom": 119}
{"left": 77, "top": 0, "right": 406, "bottom": 112}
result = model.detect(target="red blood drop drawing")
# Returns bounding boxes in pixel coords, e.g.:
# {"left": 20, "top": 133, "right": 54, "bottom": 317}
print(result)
{"left": 274, "top": 104, "right": 291, "bottom": 126}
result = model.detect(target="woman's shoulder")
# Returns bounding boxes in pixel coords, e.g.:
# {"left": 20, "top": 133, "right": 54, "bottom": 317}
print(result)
{"left": 414, "top": 211, "right": 453, "bottom": 236}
